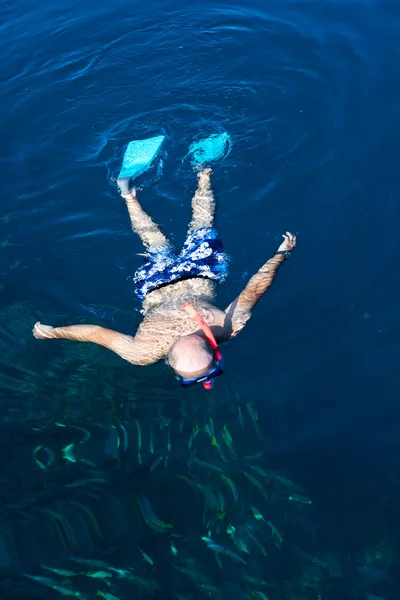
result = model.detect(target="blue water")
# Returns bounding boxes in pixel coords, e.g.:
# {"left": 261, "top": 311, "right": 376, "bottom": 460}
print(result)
{"left": 1, "top": 0, "right": 400, "bottom": 598}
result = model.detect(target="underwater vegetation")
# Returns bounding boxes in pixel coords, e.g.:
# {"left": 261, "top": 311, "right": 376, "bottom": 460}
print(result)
{"left": 0, "top": 304, "right": 398, "bottom": 600}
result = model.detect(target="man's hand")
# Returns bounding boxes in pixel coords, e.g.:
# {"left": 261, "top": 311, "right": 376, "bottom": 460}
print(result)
{"left": 33, "top": 322, "right": 56, "bottom": 339}
{"left": 224, "top": 230, "right": 297, "bottom": 339}
{"left": 32, "top": 321, "right": 161, "bottom": 366}
{"left": 277, "top": 231, "right": 296, "bottom": 253}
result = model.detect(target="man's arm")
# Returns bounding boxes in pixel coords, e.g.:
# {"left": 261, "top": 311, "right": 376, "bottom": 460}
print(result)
{"left": 224, "top": 232, "right": 296, "bottom": 339}
{"left": 33, "top": 322, "right": 158, "bottom": 366}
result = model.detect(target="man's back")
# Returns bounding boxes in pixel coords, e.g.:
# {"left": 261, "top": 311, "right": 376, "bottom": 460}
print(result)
{"left": 136, "top": 277, "right": 228, "bottom": 362}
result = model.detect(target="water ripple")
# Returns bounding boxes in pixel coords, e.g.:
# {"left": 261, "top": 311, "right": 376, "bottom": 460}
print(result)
{"left": 1, "top": 0, "right": 399, "bottom": 402}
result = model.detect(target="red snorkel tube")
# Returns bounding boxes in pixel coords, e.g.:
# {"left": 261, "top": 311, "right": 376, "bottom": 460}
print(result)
{"left": 202, "top": 380, "right": 214, "bottom": 391}
{"left": 182, "top": 301, "right": 223, "bottom": 389}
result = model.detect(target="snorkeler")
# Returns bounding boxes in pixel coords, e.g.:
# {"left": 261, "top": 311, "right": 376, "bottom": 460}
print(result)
{"left": 33, "top": 134, "right": 296, "bottom": 389}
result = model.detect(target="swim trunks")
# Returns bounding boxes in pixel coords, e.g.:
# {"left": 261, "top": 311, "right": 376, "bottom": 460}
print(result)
{"left": 134, "top": 227, "right": 229, "bottom": 302}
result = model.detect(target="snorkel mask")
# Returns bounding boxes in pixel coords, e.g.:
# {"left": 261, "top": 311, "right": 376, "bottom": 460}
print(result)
{"left": 173, "top": 301, "right": 224, "bottom": 390}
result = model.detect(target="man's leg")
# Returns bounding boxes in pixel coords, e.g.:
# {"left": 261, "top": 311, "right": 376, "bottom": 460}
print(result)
{"left": 122, "top": 190, "right": 168, "bottom": 249}
{"left": 187, "top": 168, "right": 215, "bottom": 234}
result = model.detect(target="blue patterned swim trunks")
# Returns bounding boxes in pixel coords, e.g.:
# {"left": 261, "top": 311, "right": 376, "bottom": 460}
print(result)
{"left": 134, "top": 227, "right": 229, "bottom": 302}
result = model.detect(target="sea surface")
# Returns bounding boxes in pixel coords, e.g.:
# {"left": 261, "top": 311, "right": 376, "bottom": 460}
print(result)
{"left": 1, "top": 1, "right": 400, "bottom": 599}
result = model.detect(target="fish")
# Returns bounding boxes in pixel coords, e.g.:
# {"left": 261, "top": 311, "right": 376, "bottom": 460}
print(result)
{"left": 135, "top": 495, "right": 173, "bottom": 533}
{"left": 244, "top": 452, "right": 265, "bottom": 461}
{"left": 149, "top": 454, "right": 165, "bottom": 472}
{"left": 86, "top": 571, "right": 112, "bottom": 579}
{"left": 135, "top": 419, "right": 143, "bottom": 465}
{"left": 80, "top": 459, "right": 97, "bottom": 467}
{"left": 285, "top": 493, "right": 312, "bottom": 505}
{"left": 250, "top": 506, "right": 264, "bottom": 521}
{"left": 189, "top": 425, "right": 200, "bottom": 449}
{"left": 139, "top": 548, "right": 154, "bottom": 566}
{"left": 23, "top": 574, "right": 86, "bottom": 598}
{"left": 176, "top": 474, "right": 201, "bottom": 493}
{"left": 205, "top": 513, "right": 220, "bottom": 532}
{"left": 226, "top": 524, "right": 249, "bottom": 554}
{"left": 47, "top": 584, "right": 86, "bottom": 598}
{"left": 107, "top": 567, "right": 132, "bottom": 577}
{"left": 214, "top": 552, "right": 223, "bottom": 570}
{"left": 242, "top": 470, "right": 264, "bottom": 491}
{"left": 221, "top": 425, "right": 236, "bottom": 457}
{"left": 33, "top": 445, "right": 55, "bottom": 470}
{"left": 247, "top": 530, "right": 268, "bottom": 556}
{"left": 24, "top": 574, "right": 59, "bottom": 586}
{"left": 70, "top": 558, "right": 110, "bottom": 569}
{"left": 96, "top": 592, "right": 120, "bottom": 600}
{"left": 123, "top": 573, "right": 158, "bottom": 592}
{"left": 173, "top": 562, "right": 209, "bottom": 584}
{"left": 217, "top": 490, "right": 226, "bottom": 514}
{"left": 202, "top": 538, "right": 247, "bottom": 565}
{"left": 246, "top": 402, "right": 263, "bottom": 438}
{"left": 71, "top": 425, "right": 91, "bottom": 444}
{"left": 248, "top": 465, "right": 271, "bottom": 480}
{"left": 108, "top": 566, "right": 157, "bottom": 591}
{"left": 199, "top": 485, "right": 220, "bottom": 512}
{"left": 212, "top": 435, "right": 228, "bottom": 463}
{"left": 62, "top": 444, "right": 76, "bottom": 463}
{"left": 272, "top": 473, "right": 302, "bottom": 491}
{"left": 37, "top": 508, "right": 77, "bottom": 548}
{"left": 42, "top": 565, "right": 77, "bottom": 577}
{"left": 244, "top": 576, "right": 269, "bottom": 587}
{"left": 167, "top": 425, "right": 171, "bottom": 453}
{"left": 157, "top": 406, "right": 170, "bottom": 431}
{"left": 246, "top": 402, "right": 258, "bottom": 422}
{"left": 104, "top": 425, "right": 120, "bottom": 460}
{"left": 221, "top": 475, "right": 239, "bottom": 502}
{"left": 233, "top": 536, "right": 250, "bottom": 554}
{"left": 178, "top": 401, "right": 189, "bottom": 418}
{"left": 252, "top": 592, "right": 270, "bottom": 600}
{"left": 118, "top": 424, "right": 128, "bottom": 452}
{"left": 267, "top": 521, "right": 283, "bottom": 549}
{"left": 204, "top": 418, "right": 215, "bottom": 437}
{"left": 149, "top": 424, "right": 155, "bottom": 454}
{"left": 69, "top": 501, "right": 103, "bottom": 539}
{"left": 188, "top": 456, "right": 224, "bottom": 474}
{"left": 222, "top": 424, "right": 233, "bottom": 444}
{"left": 66, "top": 478, "right": 108, "bottom": 489}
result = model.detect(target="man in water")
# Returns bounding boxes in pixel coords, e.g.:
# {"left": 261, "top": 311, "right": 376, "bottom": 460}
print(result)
{"left": 33, "top": 168, "right": 296, "bottom": 388}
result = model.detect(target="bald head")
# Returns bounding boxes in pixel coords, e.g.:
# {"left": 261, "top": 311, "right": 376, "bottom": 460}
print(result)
{"left": 168, "top": 334, "right": 214, "bottom": 378}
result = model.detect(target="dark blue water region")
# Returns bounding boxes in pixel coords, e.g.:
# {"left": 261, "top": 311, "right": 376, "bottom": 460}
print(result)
{"left": 1, "top": 0, "right": 400, "bottom": 598}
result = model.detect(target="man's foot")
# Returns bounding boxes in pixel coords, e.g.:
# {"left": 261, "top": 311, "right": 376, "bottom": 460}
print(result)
{"left": 121, "top": 188, "right": 137, "bottom": 202}
{"left": 117, "top": 176, "right": 133, "bottom": 198}
{"left": 197, "top": 167, "right": 212, "bottom": 191}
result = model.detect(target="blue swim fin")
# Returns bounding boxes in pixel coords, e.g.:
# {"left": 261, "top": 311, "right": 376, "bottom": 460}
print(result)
{"left": 188, "top": 132, "right": 232, "bottom": 166}
{"left": 117, "top": 135, "right": 165, "bottom": 195}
